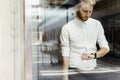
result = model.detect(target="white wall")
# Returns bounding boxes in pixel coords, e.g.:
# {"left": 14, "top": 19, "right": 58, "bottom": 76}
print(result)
{"left": 0, "top": 0, "right": 24, "bottom": 80}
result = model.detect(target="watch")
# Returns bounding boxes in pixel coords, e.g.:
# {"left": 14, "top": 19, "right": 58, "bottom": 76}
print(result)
{"left": 94, "top": 53, "right": 97, "bottom": 59}
{"left": 91, "top": 53, "right": 97, "bottom": 59}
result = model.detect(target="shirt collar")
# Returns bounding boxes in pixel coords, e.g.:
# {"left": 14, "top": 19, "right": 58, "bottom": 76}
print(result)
{"left": 75, "top": 17, "right": 89, "bottom": 26}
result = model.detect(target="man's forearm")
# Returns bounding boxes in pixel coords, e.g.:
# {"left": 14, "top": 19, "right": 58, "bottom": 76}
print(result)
{"left": 63, "top": 56, "right": 69, "bottom": 71}
{"left": 96, "top": 47, "right": 109, "bottom": 58}
{"left": 62, "top": 56, "right": 69, "bottom": 80}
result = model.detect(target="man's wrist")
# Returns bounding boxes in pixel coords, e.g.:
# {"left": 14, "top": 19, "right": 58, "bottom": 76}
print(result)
{"left": 94, "top": 53, "right": 97, "bottom": 59}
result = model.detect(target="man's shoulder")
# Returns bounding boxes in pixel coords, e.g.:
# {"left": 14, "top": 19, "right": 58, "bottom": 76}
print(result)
{"left": 62, "top": 19, "right": 75, "bottom": 29}
{"left": 89, "top": 18, "right": 100, "bottom": 23}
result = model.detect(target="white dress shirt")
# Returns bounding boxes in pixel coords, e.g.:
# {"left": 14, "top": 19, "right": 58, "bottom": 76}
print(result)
{"left": 60, "top": 18, "right": 109, "bottom": 70}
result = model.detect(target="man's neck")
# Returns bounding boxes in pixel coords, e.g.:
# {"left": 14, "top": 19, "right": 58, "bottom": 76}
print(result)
{"left": 76, "top": 16, "right": 87, "bottom": 22}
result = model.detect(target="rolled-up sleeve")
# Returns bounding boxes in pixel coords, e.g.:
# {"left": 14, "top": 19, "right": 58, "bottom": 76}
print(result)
{"left": 97, "top": 22, "right": 110, "bottom": 51}
{"left": 60, "top": 26, "right": 70, "bottom": 57}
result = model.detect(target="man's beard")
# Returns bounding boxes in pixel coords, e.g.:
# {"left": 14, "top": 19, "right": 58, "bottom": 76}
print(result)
{"left": 76, "top": 11, "right": 89, "bottom": 21}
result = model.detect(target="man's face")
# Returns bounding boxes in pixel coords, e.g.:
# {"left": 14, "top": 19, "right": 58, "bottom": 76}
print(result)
{"left": 77, "top": 4, "right": 93, "bottom": 21}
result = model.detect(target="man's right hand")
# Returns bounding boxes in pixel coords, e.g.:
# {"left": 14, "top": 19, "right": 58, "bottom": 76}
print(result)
{"left": 63, "top": 75, "right": 68, "bottom": 80}
{"left": 81, "top": 53, "right": 95, "bottom": 60}
{"left": 62, "top": 56, "right": 69, "bottom": 80}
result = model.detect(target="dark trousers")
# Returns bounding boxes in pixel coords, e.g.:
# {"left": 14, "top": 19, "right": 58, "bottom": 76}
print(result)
{"left": 68, "top": 68, "right": 89, "bottom": 80}
{"left": 68, "top": 67, "right": 120, "bottom": 80}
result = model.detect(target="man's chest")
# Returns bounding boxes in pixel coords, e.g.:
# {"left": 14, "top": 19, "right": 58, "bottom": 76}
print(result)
{"left": 69, "top": 25, "right": 98, "bottom": 43}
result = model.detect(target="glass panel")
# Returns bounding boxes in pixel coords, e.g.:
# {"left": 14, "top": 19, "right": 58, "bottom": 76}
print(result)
{"left": 27, "top": 0, "right": 120, "bottom": 80}
{"left": 31, "top": 1, "right": 77, "bottom": 80}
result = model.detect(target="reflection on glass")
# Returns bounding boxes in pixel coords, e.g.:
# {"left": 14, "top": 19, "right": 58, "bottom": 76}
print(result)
{"left": 31, "top": 0, "right": 120, "bottom": 80}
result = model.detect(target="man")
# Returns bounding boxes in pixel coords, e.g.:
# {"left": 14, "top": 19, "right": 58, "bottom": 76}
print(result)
{"left": 60, "top": 0, "right": 109, "bottom": 80}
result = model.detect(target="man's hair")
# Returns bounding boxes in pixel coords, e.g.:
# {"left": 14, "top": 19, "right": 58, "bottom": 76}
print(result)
{"left": 79, "top": 0, "right": 96, "bottom": 6}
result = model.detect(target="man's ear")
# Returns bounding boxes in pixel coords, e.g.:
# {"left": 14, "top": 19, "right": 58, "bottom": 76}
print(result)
{"left": 76, "top": 6, "right": 81, "bottom": 11}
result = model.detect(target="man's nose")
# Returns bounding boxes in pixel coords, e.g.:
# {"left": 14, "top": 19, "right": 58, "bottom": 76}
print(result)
{"left": 86, "top": 13, "right": 91, "bottom": 17}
